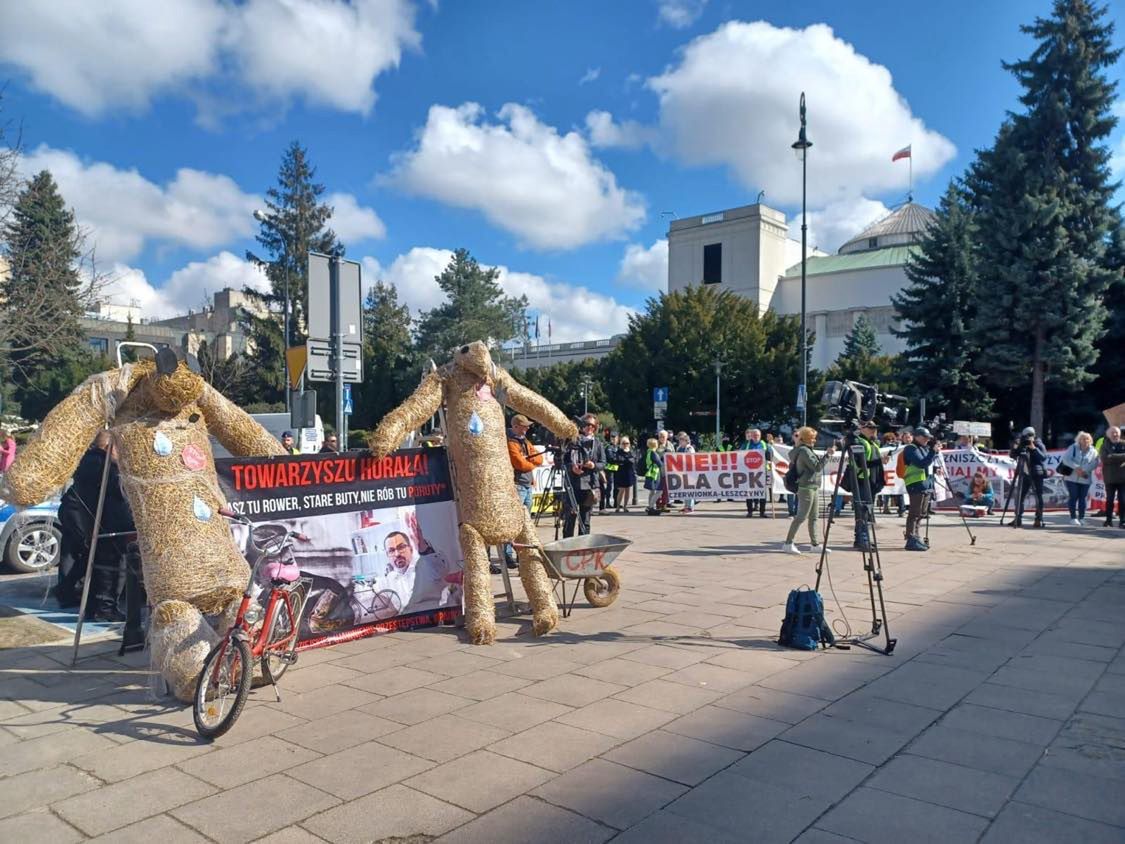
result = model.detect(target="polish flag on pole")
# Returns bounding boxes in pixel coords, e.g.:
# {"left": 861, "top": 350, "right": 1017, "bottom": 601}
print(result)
{"left": 892, "top": 145, "right": 912, "bottom": 162}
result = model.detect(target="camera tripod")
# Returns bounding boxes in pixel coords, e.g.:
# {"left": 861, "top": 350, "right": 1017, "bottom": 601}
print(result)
{"left": 814, "top": 430, "right": 896, "bottom": 655}
{"left": 531, "top": 448, "right": 581, "bottom": 540}
{"left": 998, "top": 449, "right": 1029, "bottom": 527}
{"left": 922, "top": 466, "right": 977, "bottom": 546}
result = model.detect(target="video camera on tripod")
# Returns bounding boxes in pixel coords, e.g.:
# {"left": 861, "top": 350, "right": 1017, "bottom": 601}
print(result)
{"left": 820, "top": 380, "right": 910, "bottom": 432}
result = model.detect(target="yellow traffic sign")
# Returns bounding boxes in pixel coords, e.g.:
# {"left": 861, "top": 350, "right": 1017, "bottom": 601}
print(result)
{"left": 285, "top": 346, "right": 307, "bottom": 389}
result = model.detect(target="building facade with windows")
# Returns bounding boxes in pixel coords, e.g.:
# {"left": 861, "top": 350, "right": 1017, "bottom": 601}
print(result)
{"left": 81, "top": 287, "right": 259, "bottom": 363}
{"left": 667, "top": 201, "right": 934, "bottom": 371}
{"left": 505, "top": 335, "right": 622, "bottom": 370}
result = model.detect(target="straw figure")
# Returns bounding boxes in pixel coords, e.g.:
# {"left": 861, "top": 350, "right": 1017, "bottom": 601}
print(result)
{"left": 368, "top": 341, "right": 578, "bottom": 644}
{"left": 4, "top": 350, "right": 283, "bottom": 700}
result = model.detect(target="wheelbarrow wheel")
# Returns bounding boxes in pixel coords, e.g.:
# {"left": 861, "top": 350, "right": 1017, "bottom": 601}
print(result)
{"left": 583, "top": 566, "right": 620, "bottom": 608}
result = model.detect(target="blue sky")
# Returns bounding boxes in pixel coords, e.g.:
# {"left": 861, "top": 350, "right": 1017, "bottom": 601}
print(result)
{"left": 1, "top": 0, "right": 1121, "bottom": 342}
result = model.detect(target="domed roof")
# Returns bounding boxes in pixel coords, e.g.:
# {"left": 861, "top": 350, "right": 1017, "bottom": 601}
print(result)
{"left": 838, "top": 202, "right": 936, "bottom": 255}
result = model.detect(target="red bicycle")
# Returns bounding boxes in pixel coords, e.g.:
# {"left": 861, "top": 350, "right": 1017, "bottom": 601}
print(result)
{"left": 193, "top": 507, "right": 311, "bottom": 739}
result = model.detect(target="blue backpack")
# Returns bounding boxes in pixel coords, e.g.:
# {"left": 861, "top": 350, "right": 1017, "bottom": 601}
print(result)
{"left": 778, "top": 587, "right": 835, "bottom": 650}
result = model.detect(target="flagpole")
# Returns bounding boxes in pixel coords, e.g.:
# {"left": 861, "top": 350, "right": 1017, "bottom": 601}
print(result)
{"left": 908, "top": 147, "right": 913, "bottom": 201}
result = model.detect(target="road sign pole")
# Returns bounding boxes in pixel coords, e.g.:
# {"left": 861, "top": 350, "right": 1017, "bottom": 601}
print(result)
{"left": 330, "top": 258, "right": 346, "bottom": 451}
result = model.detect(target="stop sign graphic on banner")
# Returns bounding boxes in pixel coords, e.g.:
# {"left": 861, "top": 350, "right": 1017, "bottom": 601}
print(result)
{"left": 743, "top": 450, "right": 764, "bottom": 471}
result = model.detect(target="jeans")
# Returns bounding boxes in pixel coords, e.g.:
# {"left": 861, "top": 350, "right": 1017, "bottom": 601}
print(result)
{"left": 503, "top": 486, "right": 534, "bottom": 562}
{"left": 1065, "top": 480, "right": 1089, "bottom": 520}
{"left": 785, "top": 494, "right": 798, "bottom": 516}
{"left": 785, "top": 487, "right": 820, "bottom": 545}
{"left": 1015, "top": 473, "right": 1044, "bottom": 523}
{"left": 1103, "top": 482, "right": 1122, "bottom": 524}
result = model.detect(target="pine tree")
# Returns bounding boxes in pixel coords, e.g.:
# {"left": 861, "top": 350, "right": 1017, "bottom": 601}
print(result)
{"left": 254, "top": 142, "right": 341, "bottom": 346}
{"left": 414, "top": 249, "right": 527, "bottom": 361}
{"left": 1088, "top": 217, "right": 1125, "bottom": 414}
{"left": 971, "top": 1, "right": 1120, "bottom": 434}
{"left": 893, "top": 182, "right": 993, "bottom": 420}
{"left": 353, "top": 281, "right": 417, "bottom": 429}
{"left": 1, "top": 170, "right": 89, "bottom": 412}
{"left": 840, "top": 314, "right": 880, "bottom": 362}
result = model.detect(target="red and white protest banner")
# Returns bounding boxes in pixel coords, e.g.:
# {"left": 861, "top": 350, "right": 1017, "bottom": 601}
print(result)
{"left": 663, "top": 450, "right": 768, "bottom": 500}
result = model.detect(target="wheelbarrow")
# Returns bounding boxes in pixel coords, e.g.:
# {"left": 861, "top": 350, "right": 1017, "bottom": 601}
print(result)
{"left": 535, "top": 534, "right": 630, "bottom": 618}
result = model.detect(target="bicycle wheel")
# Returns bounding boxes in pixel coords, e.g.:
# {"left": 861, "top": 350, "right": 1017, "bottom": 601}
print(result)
{"left": 193, "top": 636, "right": 252, "bottom": 740}
{"left": 261, "top": 593, "right": 298, "bottom": 685}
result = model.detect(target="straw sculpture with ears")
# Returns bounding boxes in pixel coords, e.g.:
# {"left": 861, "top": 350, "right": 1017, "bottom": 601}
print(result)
{"left": 368, "top": 341, "right": 578, "bottom": 644}
{"left": 4, "top": 349, "right": 284, "bottom": 700}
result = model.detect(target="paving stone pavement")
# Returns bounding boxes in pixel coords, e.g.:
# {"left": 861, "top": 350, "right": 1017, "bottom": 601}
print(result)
{"left": 1, "top": 503, "right": 1123, "bottom": 843}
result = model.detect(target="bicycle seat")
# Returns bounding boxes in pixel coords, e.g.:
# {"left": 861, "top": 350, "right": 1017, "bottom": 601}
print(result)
{"left": 264, "top": 561, "right": 300, "bottom": 583}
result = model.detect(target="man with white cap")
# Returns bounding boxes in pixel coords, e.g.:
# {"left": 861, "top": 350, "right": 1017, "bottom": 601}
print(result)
{"left": 1009, "top": 426, "right": 1047, "bottom": 528}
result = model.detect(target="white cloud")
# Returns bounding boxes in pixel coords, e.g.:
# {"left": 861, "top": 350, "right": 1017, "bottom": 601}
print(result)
{"left": 0, "top": 0, "right": 224, "bottom": 116}
{"left": 20, "top": 145, "right": 383, "bottom": 262}
{"left": 225, "top": 0, "right": 420, "bottom": 115}
{"left": 618, "top": 240, "right": 668, "bottom": 291}
{"left": 647, "top": 21, "right": 956, "bottom": 204}
{"left": 579, "top": 67, "right": 601, "bottom": 85}
{"left": 327, "top": 193, "right": 387, "bottom": 244}
{"left": 792, "top": 196, "right": 891, "bottom": 254}
{"left": 0, "top": 0, "right": 419, "bottom": 119}
{"left": 388, "top": 102, "right": 646, "bottom": 250}
{"left": 585, "top": 110, "right": 656, "bottom": 150}
{"left": 364, "top": 247, "right": 635, "bottom": 342}
{"left": 22, "top": 145, "right": 260, "bottom": 263}
{"left": 101, "top": 251, "right": 269, "bottom": 320}
{"left": 657, "top": 0, "right": 707, "bottom": 29}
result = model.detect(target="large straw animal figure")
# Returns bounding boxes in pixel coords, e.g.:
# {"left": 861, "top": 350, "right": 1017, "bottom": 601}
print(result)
{"left": 4, "top": 350, "right": 283, "bottom": 700}
{"left": 368, "top": 341, "right": 578, "bottom": 644}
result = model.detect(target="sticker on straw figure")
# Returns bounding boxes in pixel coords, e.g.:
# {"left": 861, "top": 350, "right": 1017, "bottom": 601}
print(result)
{"left": 181, "top": 443, "right": 206, "bottom": 472}
{"left": 467, "top": 410, "right": 484, "bottom": 436}
{"left": 153, "top": 431, "right": 173, "bottom": 456}
{"left": 193, "top": 495, "right": 212, "bottom": 522}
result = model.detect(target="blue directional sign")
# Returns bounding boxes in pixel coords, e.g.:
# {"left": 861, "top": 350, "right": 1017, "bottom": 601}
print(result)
{"left": 343, "top": 383, "right": 353, "bottom": 415}
{"left": 653, "top": 387, "right": 669, "bottom": 403}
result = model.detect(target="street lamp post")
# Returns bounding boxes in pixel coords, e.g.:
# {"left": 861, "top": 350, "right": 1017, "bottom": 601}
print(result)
{"left": 713, "top": 359, "right": 722, "bottom": 448}
{"left": 581, "top": 376, "right": 592, "bottom": 415}
{"left": 252, "top": 209, "right": 291, "bottom": 414}
{"left": 791, "top": 93, "right": 812, "bottom": 426}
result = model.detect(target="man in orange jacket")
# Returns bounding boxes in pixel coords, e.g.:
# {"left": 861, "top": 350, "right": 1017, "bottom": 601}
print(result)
{"left": 501, "top": 414, "right": 544, "bottom": 572}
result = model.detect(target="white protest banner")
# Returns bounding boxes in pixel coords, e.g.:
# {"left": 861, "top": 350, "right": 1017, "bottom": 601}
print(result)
{"left": 664, "top": 450, "right": 767, "bottom": 500}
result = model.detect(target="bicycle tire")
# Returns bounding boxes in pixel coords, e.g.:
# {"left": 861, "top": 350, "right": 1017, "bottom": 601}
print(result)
{"left": 193, "top": 636, "right": 252, "bottom": 740}
{"left": 261, "top": 594, "right": 297, "bottom": 685}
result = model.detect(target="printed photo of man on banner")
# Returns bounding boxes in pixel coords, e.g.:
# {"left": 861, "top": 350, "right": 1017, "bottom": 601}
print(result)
{"left": 216, "top": 448, "right": 464, "bottom": 648}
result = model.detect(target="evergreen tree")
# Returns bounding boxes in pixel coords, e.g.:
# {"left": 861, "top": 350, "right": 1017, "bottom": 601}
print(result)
{"left": 414, "top": 249, "right": 527, "bottom": 360}
{"left": 893, "top": 182, "right": 993, "bottom": 419}
{"left": 234, "top": 312, "right": 287, "bottom": 408}
{"left": 971, "top": 1, "right": 1120, "bottom": 434}
{"left": 1088, "top": 217, "right": 1125, "bottom": 416}
{"left": 840, "top": 314, "right": 880, "bottom": 362}
{"left": 254, "top": 141, "right": 341, "bottom": 346}
{"left": 1, "top": 170, "right": 89, "bottom": 412}
{"left": 353, "top": 281, "right": 418, "bottom": 430}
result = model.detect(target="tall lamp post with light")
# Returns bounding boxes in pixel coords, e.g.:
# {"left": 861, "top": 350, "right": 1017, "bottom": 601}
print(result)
{"left": 791, "top": 92, "right": 812, "bottom": 426}
{"left": 713, "top": 359, "right": 722, "bottom": 448}
{"left": 248, "top": 209, "right": 292, "bottom": 414}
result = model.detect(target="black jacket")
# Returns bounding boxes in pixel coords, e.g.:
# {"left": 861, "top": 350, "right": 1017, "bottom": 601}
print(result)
{"left": 564, "top": 438, "right": 606, "bottom": 494}
{"left": 1010, "top": 440, "right": 1048, "bottom": 477}
{"left": 842, "top": 434, "right": 885, "bottom": 495}
{"left": 60, "top": 448, "right": 134, "bottom": 534}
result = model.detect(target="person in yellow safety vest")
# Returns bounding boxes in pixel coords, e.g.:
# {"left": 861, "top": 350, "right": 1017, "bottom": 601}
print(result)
{"left": 643, "top": 437, "right": 664, "bottom": 516}
{"left": 903, "top": 426, "right": 940, "bottom": 551}
{"left": 841, "top": 421, "right": 886, "bottom": 550}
